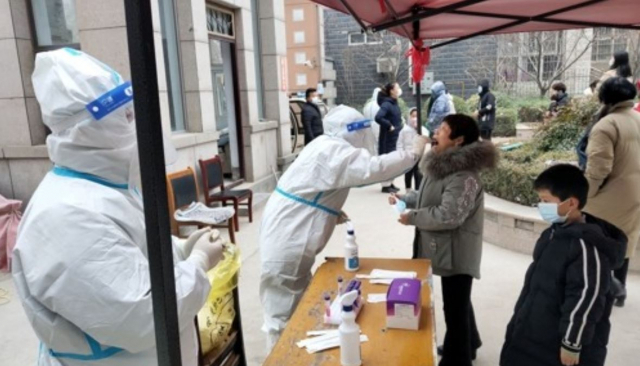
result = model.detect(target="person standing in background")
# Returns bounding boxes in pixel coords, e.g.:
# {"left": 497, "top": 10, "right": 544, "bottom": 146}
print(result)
{"left": 584, "top": 77, "right": 640, "bottom": 308}
{"left": 474, "top": 79, "right": 496, "bottom": 141}
{"left": 397, "top": 108, "right": 422, "bottom": 192}
{"left": 301, "top": 88, "right": 324, "bottom": 145}
{"left": 596, "top": 51, "right": 633, "bottom": 92}
{"left": 547, "top": 82, "right": 570, "bottom": 118}
{"left": 375, "top": 82, "right": 404, "bottom": 193}
{"left": 426, "top": 81, "right": 451, "bottom": 137}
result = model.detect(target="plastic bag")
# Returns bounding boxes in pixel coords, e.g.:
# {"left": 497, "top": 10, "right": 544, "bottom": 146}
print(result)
{"left": 197, "top": 243, "right": 241, "bottom": 354}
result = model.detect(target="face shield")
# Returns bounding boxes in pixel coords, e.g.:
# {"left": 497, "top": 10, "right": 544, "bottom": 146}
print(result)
{"left": 323, "top": 105, "right": 377, "bottom": 155}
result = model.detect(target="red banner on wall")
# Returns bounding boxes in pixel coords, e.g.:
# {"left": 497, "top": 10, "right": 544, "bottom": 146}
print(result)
{"left": 280, "top": 57, "right": 288, "bottom": 92}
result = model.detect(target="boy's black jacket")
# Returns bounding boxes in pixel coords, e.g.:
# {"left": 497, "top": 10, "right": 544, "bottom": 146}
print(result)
{"left": 500, "top": 213, "right": 627, "bottom": 366}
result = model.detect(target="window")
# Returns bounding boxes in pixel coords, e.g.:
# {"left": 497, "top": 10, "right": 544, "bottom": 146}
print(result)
{"left": 348, "top": 33, "right": 365, "bottom": 45}
{"left": 30, "top": 0, "right": 79, "bottom": 47}
{"left": 295, "top": 52, "right": 307, "bottom": 65}
{"left": 294, "top": 31, "right": 305, "bottom": 44}
{"left": 158, "top": 0, "right": 186, "bottom": 131}
{"left": 293, "top": 9, "right": 304, "bottom": 22}
{"left": 207, "top": 5, "right": 235, "bottom": 39}
{"left": 348, "top": 32, "right": 382, "bottom": 45}
{"left": 499, "top": 32, "right": 563, "bottom": 82}
{"left": 591, "top": 28, "right": 628, "bottom": 62}
{"left": 296, "top": 73, "right": 307, "bottom": 86}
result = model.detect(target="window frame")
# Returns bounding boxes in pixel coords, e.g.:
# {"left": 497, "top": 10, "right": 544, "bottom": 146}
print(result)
{"left": 295, "top": 52, "right": 307, "bottom": 65}
{"left": 28, "top": 0, "right": 80, "bottom": 51}
{"left": 206, "top": 4, "right": 235, "bottom": 40}
{"left": 348, "top": 32, "right": 366, "bottom": 45}
{"left": 296, "top": 73, "right": 307, "bottom": 86}
{"left": 591, "top": 28, "right": 628, "bottom": 62}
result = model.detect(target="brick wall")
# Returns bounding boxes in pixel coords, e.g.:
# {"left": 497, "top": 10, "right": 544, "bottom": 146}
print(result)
{"left": 324, "top": 10, "right": 498, "bottom": 108}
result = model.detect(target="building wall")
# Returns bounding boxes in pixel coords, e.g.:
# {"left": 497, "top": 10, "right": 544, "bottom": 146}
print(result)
{"left": 324, "top": 9, "right": 497, "bottom": 108}
{"left": 284, "top": 0, "right": 321, "bottom": 94}
{"left": 0, "top": 0, "right": 292, "bottom": 205}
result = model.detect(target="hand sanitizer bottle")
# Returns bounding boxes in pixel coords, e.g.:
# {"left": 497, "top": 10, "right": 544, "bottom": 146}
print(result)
{"left": 339, "top": 291, "right": 362, "bottom": 366}
{"left": 345, "top": 222, "right": 359, "bottom": 272}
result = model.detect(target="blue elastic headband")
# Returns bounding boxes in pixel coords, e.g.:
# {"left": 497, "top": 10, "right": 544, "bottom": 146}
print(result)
{"left": 346, "top": 120, "right": 372, "bottom": 132}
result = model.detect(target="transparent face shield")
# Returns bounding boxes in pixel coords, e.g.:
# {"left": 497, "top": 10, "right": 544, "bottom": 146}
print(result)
{"left": 344, "top": 119, "right": 377, "bottom": 156}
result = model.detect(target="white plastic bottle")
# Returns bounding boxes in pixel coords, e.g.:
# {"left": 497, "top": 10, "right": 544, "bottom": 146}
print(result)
{"left": 339, "top": 291, "right": 362, "bottom": 366}
{"left": 345, "top": 222, "right": 360, "bottom": 272}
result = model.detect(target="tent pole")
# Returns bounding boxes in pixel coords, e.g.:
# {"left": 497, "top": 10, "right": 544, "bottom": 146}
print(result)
{"left": 413, "top": 16, "right": 422, "bottom": 136}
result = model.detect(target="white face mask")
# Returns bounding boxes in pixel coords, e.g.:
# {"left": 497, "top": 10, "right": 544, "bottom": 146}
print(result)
{"left": 312, "top": 96, "right": 321, "bottom": 103}
{"left": 609, "top": 57, "right": 615, "bottom": 67}
{"left": 478, "top": 86, "right": 483, "bottom": 94}
{"left": 396, "top": 88, "right": 403, "bottom": 97}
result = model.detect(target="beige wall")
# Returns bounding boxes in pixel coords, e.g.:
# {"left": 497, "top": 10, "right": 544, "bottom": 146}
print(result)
{"left": 284, "top": 0, "right": 321, "bottom": 94}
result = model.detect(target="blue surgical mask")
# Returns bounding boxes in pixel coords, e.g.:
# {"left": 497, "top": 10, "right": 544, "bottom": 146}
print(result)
{"left": 394, "top": 199, "right": 407, "bottom": 214}
{"left": 538, "top": 201, "right": 570, "bottom": 224}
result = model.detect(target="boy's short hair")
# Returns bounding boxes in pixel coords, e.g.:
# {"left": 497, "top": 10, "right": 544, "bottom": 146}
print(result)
{"left": 534, "top": 164, "right": 589, "bottom": 209}
{"left": 552, "top": 82, "right": 567, "bottom": 93}
{"left": 305, "top": 88, "right": 317, "bottom": 100}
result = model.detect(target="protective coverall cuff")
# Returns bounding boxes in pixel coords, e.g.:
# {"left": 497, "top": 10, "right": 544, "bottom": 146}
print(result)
{"left": 186, "top": 251, "right": 210, "bottom": 273}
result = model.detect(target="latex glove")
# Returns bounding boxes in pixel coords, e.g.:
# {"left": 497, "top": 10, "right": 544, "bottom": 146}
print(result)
{"left": 337, "top": 211, "right": 349, "bottom": 225}
{"left": 187, "top": 229, "right": 225, "bottom": 272}
{"left": 176, "top": 227, "right": 211, "bottom": 260}
{"left": 412, "top": 136, "right": 429, "bottom": 159}
{"left": 560, "top": 347, "right": 580, "bottom": 366}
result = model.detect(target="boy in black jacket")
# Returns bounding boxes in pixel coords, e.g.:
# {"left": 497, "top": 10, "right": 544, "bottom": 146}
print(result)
{"left": 500, "top": 164, "right": 627, "bottom": 366}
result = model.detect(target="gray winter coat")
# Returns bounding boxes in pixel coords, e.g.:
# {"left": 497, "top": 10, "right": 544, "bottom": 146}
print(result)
{"left": 404, "top": 142, "right": 498, "bottom": 279}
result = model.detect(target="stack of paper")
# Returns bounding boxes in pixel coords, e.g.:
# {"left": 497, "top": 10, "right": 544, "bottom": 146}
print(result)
{"left": 356, "top": 269, "right": 418, "bottom": 285}
{"left": 297, "top": 330, "right": 368, "bottom": 354}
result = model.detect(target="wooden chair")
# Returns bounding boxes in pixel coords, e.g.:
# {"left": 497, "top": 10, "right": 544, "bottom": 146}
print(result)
{"left": 166, "top": 167, "right": 235, "bottom": 244}
{"left": 199, "top": 156, "right": 253, "bottom": 232}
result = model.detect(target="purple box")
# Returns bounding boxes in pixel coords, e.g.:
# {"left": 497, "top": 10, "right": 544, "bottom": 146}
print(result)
{"left": 386, "top": 278, "right": 422, "bottom": 330}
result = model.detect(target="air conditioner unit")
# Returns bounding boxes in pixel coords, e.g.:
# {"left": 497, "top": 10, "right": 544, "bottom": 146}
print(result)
{"left": 377, "top": 58, "right": 396, "bottom": 73}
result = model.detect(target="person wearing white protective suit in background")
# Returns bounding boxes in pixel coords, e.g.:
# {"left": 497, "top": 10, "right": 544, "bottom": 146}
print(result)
{"left": 259, "top": 105, "right": 428, "bottom": 350}
{"left": 12, "top": 48, "right": 225, "bottom": 366}
{"left": 363, "top": 87, "right": 381, "bottom": 142}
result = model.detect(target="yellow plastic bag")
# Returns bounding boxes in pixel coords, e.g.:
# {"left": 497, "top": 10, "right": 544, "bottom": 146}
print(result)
{"left": 197, "top": 243, "right": 241, "bottom": 354}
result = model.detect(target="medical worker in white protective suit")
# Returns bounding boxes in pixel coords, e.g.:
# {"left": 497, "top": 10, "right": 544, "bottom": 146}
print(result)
{"left": 12, "top": 48, "right": 225, "bottom": 366}
{"left": 260, "top": 105, "right": 428, "bottom": 348}
{"left": 363, "top": 87, "right": 381, "bottom": 141}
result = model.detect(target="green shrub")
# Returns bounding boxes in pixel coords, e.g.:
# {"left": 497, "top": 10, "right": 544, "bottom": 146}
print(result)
{"left": 533, "top": 98, "right": 600, "bottom": 152}
{"left": 518, "top": 105, "right": 546, "bottom": 123}
{"left": 452, "top": 95, "right": 470, "bottom": 115}
{"left": 466, "top": 94, "right": 479, "bottom": 113}
{"left": 482, "top": 147, "right": 576, "bottom": 207}
{"left": 494, "top": 108, "right": 518, "bottom": 137}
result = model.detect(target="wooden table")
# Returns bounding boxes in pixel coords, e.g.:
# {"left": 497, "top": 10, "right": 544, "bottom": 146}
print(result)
{"left": 264, "top": 257, "right": 436, "bottom": 366}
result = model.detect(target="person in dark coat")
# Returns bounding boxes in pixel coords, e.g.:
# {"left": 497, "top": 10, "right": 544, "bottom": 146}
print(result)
{"left": 301, "top": 88, "right": 323, "bottom": 145}
{"left": 375, "top": 82, "right": 403, "bottom": 193}
{"left": 547, "top": 82, "right": 571, "bottom": 117}
{"left": 501, "top": 164, "right": 627, "bottom": 366}
{"left": 474, "top": 79, "right": 496, "bottom": 141}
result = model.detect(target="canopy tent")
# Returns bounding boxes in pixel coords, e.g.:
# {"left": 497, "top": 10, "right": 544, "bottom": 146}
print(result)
{"left": 311, "top": 0, "right": 640, "bottom": 132}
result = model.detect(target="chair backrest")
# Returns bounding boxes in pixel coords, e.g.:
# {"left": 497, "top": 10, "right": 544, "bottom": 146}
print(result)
{"left": 166, "top": 167, "right": 200, "bottom": 235}
{"left": 199, "top": 156, "right": 225, "bottom": 200}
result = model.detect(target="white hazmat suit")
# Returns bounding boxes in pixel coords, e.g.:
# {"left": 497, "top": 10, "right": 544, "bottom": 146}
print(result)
{"left": 363, "top": 87, "right": 381, "bottom": 142}
{"left": 259, "top": 105, "right": 425, "bottom": 348}
{"left": 12, "top": 49, "right": 211, "bottom": 365}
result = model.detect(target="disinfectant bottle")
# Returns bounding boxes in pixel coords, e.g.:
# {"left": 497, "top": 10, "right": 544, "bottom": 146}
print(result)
{"left": 339, "top": 290, "right": 362, "bottom": 366}
{"left": 345, "top": 222, "right": 359, "bottom": 272}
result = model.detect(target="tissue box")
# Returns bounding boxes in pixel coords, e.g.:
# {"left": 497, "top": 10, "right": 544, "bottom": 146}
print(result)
{"left": 386, "top": 278, "right": 422, "bottom": 330}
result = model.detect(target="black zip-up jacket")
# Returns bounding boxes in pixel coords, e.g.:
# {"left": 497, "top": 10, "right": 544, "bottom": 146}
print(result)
{"left": 301, "top": 101, "right": 324, "bottom": 145}
{"left": 375, "top": 96, "right": 402, "bottom": 155}
{"left": 500, "top": 213, "right": 627, "bottom": 366}
{"left": 478, "top": 80, "right": 496, "bottom": 130}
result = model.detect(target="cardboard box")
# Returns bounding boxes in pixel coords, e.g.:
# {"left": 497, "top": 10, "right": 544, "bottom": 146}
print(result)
{"left": 386, "top": 278, "right": 422, "bottom": 330}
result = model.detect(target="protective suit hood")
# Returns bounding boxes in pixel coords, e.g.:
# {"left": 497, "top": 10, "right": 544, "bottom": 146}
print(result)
{"left": 430, "top": 81, "right": 446, "bottom": 98}
{"left": 323, "top": 105, "right": 377, "bottom": 156}
{"left": 33, "top": 48, "right": 136, "bottom": 184}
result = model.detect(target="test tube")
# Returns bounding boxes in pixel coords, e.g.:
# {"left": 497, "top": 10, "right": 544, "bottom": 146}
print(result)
{"left": 337, "top": 276, "right": 344, "bottom": 295}
{"left": 323, "top": 292, "right": 331, "bottom": 319}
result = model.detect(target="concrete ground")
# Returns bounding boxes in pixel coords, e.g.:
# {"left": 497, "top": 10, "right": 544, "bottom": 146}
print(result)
{"left": 2, "top": 177, "right": 639, "bottom": 365}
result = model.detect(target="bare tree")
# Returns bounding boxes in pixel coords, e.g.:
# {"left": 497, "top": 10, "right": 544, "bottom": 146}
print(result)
{"left": 497, "top": 30, "right": 594, "bottom": 97}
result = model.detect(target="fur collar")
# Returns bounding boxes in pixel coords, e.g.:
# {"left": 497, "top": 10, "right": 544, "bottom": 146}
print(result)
{"left": 420, "top": 141, "right": 498, "bottom": 180}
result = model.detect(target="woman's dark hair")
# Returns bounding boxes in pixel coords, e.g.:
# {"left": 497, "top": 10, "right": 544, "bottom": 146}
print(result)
{"left": 443, "top": 114, "right": 480, "bottom": 146}
{"left": 383, "top": 83, "right": 397, "bottom": 96}
{"left": 598, "top": 76, "right": 637, "bottom": 105}
{"left": 611, "top": 51, "right": 632, "bottom": 78}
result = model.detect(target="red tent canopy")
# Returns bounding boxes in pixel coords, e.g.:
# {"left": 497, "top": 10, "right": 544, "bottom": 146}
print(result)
{"left": 313, "top": 0, "right": 640, "bottom": 49}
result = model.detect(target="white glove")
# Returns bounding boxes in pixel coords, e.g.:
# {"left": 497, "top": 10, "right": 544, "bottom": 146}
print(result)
{"left": 176, "top": 227, "right": 210, "bottom": 260}
{"left": 186, "top": 229, "right": 225, "bottom": 272}
{"left": 412, "top": 135, "right": 429, "bottom": 159}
